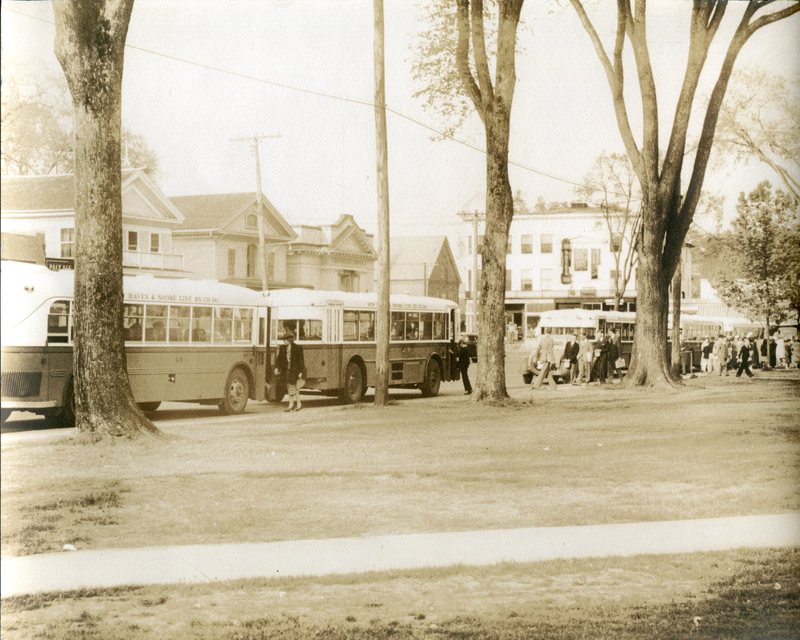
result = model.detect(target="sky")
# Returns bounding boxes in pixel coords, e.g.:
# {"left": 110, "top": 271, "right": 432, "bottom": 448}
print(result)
{"left": 2, "top": 0, "right": 799, "bottom": 238}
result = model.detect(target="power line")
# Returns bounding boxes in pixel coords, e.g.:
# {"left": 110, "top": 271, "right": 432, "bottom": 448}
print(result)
{"left": 6, "top": 5, "right": 634, "bottom": 201}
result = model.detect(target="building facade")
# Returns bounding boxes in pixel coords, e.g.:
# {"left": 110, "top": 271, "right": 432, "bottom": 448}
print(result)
{"left": 388, "top": 236, "right": 460, "bottom": 302}
{"left": 287, "top": 215, "right": 375, "bottom": 292}
{"left": 170, "top": 192, "right": 297, "bottom": 289}
{"left": 0, "top": 170, "right": 185, "bottom": 275}
{"left": 457, "top": 203, "right": 641, "bottom": 336}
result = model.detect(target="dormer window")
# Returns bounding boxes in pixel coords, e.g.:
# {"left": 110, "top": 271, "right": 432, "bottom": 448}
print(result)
{"left": 245, "top": 213, "right": 258, "bottom": 230}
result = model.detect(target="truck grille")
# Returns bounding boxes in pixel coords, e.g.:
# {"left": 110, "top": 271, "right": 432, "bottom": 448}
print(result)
{"left": 1, "top": 371, "right": 43, "bottom": 398}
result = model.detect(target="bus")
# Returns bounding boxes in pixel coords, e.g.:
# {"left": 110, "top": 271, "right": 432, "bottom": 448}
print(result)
{"left": 262, "top": 288, "right": 460, "bottom": 403}
{"left": 521, "top": 309, "right": 725, "bottom": 381}
{"left": 1, "top": 261, "right": 271, "bottom": 426}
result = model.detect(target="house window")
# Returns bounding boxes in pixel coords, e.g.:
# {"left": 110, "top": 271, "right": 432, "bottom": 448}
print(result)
{"left": 246, "top": 213, "right": 258, "bottom": 229}
{"left": 246, "top": 244, "right": 257, "bottom": 278}
{"left": 541, "top": 268, "right": 553, "bottom": 290}
{"left": 573, "top": 248, "right": 588, "bottom": 271}
{"left": 60, "top": 228, "right": 75, "bottom": 258}
{"left": 477, "top": 235, "right": 485, "bottom": 255}
{"left": 127, "top": 231, "right": 138, "bottom": 251}
{"left": 505, "top": 269, "right": 512, "bottom": 291}
{"left": 610, "top": 232, "right": 622, "bottom": 252}
{"left": 149, "top": 233, "right": 160, "bottom": 253}
{"left": 339, "top": 270, "right": 358, "bottom": 292}
{"left": 521, "top": 234, "right": 533, "bottom": 254}
{"left": 591, "top": 248, "right": 601, "bottom": 280}
{"left": 228, "top": 248, "right": 236, "bottom": 277}
{"left": 540, "top": 234, "right": 553, "bottom": 254}
{"left": 521, "top": 269, "right": 533, "bottom": 291}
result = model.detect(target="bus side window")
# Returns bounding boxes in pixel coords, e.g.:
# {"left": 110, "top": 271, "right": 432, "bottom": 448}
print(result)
{"left": 433, "top": 313, "right": 446, "bottom": 340}
{"left": 343, "top": 311, "right": 358, "bottom": 341}
{"left": 359, "top": 311, "right": 375, "bottom": 341}
{"left": 124, "top": 304, "right": 143, "bottom": 341}
{"left": 145, "top": 304, "right": 167, "bottom": 341}
{"left": 214, "top": 307, "right": 233, "bottom": 343}
{"left": 234, "top": 308, "right": 254, "bottom": 342}
{"left": 47, "top": 300, "right": 71, "bottom": 344}
{"left": 192, "top": 306, "right": 212, "bottom": 343}
{"left": 406, "top": 312, "right": 420, "bottom": 340}
{"left": 170, "top": 305, "right": 191, "bottom": 342}
{"left": 391, "top": 312, "right": 405, "bottom": 340}
{"left": 420, "top": 313, "right": 433, "bottom": 340}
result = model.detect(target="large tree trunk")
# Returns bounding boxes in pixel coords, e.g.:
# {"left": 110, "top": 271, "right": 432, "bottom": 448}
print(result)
{"left": 54, "top": 1, "right": 160, "bottom": 439}
{"left": 623, "top": 201, "right": 676, "bottom": 388}
{"left": 473, "top": 110, "right": 513, "bottom": 401}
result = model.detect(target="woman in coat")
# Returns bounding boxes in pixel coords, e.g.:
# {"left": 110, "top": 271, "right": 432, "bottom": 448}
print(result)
{"left": 274, "top": 331, "right": 305, "bottom": 412}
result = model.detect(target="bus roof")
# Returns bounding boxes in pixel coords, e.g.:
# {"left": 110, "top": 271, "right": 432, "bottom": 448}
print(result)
{"left": 1, "top": 260, "right": 268, "bottom": 332}
{"left": 535, "top": 308, "right": 636, "bottom": 325}
{"left": 262, "top": 288, "right": 458, "bottom": 312}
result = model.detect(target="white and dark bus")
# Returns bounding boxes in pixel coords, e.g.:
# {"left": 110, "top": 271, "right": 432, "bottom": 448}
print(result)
{"left": 1, "top": 261, "right": 270, "bottom": 426}
{"left": 263, "top": 288, "right": 460, "bottom": 403}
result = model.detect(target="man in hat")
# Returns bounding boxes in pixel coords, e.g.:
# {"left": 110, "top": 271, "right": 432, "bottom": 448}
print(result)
{"left": 274, "top": 330, "right": 305, "bottom": 412}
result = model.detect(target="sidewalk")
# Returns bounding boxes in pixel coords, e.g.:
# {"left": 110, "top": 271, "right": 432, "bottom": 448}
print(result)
{"left": 3, "top": 513, "right": 799, "bottom": 597}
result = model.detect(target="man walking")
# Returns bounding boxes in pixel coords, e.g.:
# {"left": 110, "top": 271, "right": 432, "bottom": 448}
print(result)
{"left": 594, "top": 331, "right": 609, "bottom": 384}
{"left": 533, "top": 328, "right": 559, "bottom": 390}
{"left": 274, "top": 331, "right": 305, "bottom": 411}
{"left": 736, "top": 336, "right": 755, "bottom": 380}
{"left": 563, "top": 334, "right": 580, "bottom": 384}
{"left": 457, "top": 337, "right": 473, "bottom": 395}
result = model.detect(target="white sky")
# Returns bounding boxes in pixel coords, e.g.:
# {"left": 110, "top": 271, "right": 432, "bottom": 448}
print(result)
{"left": 2, "top": 0, "right": 799, "bottom": 237}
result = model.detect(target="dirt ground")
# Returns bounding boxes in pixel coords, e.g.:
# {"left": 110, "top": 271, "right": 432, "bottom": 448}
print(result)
{"left": 1, "top": 369, "right": 798, "bottom": 638}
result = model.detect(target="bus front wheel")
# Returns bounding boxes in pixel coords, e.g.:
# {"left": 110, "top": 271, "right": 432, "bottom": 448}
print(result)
{"left": 137, "top": 402, "right": 161, "bottom": 413}
{"left": 219, "top": 368, "right": 250, "bottom": 415}
{"left": 340, "top": 361, "right": 365, "bottom": 404}
{"left": 421, "top": 359, "right": 442, "bottom": 397}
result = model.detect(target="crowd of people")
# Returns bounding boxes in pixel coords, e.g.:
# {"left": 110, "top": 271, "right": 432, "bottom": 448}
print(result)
{"left": 525, "top": 327, "right": 625, "bottom": 389}
{"left": 699, "top": 332, "right": 798, "bottom": 377}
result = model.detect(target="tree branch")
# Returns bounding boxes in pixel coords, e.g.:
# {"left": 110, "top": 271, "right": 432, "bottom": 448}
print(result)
{"left": 570, "top": 0, "right": 644, "bottom": 179}
{"left": 455, "top": 0, "right": 485, "bottom": 122}
{"left": 470, "top": 0, "right": 495, "bottom": 106}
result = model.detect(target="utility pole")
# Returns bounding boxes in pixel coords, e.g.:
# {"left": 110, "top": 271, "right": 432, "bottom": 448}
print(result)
{"left": 232, "top": 133, "right": 281, "bottom": 291}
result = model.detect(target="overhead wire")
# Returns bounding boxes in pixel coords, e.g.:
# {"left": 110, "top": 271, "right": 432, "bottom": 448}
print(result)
{"left": 6, "top": 5, "right": 638, "bottom": 203}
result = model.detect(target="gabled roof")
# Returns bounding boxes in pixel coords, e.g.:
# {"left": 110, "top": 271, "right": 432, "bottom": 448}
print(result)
{"left": 171, "top": 192, "right": 295, "bottom": 239}
{"left": 291, "top": 214, "right": 375, "bottom": 257}
{"left": 390, "top": 235, "right": 460, "bottom": 283}
{"left": 0, "top": 169, "right": 185, "bottom": 223}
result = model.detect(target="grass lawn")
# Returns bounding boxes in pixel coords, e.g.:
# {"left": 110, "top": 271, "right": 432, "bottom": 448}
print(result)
{"left": 1, "top": 373, "right": 798, "bottom": 638}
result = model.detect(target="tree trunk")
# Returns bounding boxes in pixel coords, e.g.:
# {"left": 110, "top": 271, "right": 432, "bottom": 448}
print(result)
{"left": 473, "top": 110, "right": 513, "bottom": 401}
{"left": 670, "top": 266, "right": 682, "bottom": 377}
{"left": 54, "top": 1, "right": 160, "bottom": 439}
{"left": 372, "top": 0, "right": 391, "bottom": 406}
{"left": 623, "top": 202, "right": 677, "bottom": 388}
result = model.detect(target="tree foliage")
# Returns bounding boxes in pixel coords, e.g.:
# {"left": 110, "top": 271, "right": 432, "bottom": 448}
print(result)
{"left": 1, "top": 73, "right": 158, "bottom": 177}
{"left": 713, "top": 67, "right": 800, "bottom": 201}
{"left": 713, "top": 181, "right": 797, "bottom": 333}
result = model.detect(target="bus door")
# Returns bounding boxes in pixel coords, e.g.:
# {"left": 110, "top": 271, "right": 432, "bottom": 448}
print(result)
{"left": 326, "top": 303, "right": 344, "bottom": 388}
{"left": 256, "top": 306, "right": 269, "bottom": 401}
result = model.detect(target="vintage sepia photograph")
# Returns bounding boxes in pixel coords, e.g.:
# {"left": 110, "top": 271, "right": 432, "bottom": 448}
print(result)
{"left": 1, "top": 0, "right": 799, "bottom": 637}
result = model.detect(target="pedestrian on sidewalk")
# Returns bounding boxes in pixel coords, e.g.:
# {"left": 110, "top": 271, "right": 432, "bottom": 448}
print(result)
{"left": 457, "top": 337, "right": 473, "bottom": 395}
{"left": 274, "top": 331, "right": 305, "bottom": 411}
{"left": 594, "top": 331, "right": 609, "bottom": 384}
{"left": 563, "top": 334, "right": 580, "bottom": 384}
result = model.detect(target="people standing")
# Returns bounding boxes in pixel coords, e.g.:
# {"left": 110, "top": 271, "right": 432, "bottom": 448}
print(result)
{"left": 577, "top": 332, "right": 593, "bottom": 384}
{"left": 607, "top": 328, "right": 622, "bottom": 381}
{"left": 274, "top": 331, "right": 305, "bottom": 412}
{"left": 594, "top": 331, "right": 609, "bottom": 384}
{"left": 526, "top": 335, "right": 542, "bottom": 386}
{"left": 533, "top": 328, "right": 559, "bottom": 390}
{"left": 563, "top": 334, "right": 580, "bottom": 384}
{"left": 776, "top": 335, "right": 786, "bottom": 368}
{"left": 712, "top": 334, "right": 726, "bottom": 375}
{"left": 736, "top": 337, "right": 755, "bottom": 379}
{"left": 457, "top": 337, "right": 473, "bottom": 395}
{"left": 700, "top": 337, "right": 711, "bottom": 374}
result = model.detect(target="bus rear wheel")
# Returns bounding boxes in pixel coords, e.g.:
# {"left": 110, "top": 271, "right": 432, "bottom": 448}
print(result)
{"left": 421, "top": 359, "right": 442, "bottom": 397}
{"left": 219, "top": 368, "right": 250, "bottom": 415}
{"left": 340, "top": 361, "right": 365, "bottom": 404}
{"left": 137, "top": 402, "right": 161, "bottom": 413}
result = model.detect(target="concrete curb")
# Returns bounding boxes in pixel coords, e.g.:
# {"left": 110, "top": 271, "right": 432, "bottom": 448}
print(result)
{"left": 3, "top": 513, "right": 799, "bottom": 597}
